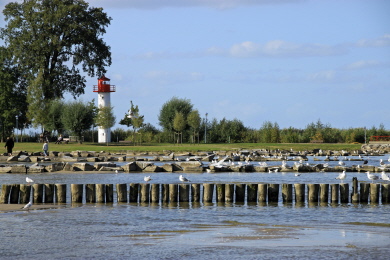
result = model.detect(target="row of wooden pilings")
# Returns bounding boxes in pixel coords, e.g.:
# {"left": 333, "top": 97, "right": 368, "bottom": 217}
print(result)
{"left": 1, "top": 179, "right": 390, "bottom": 205}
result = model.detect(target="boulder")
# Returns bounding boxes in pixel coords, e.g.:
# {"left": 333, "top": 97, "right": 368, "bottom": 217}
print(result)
{"left": 72, "top": 163, "right": 95, "bottom": 171}
{"left": 94, "top": 162, "right": 116, "bottom": 170}
{"left": 0, "top": 166, "right": 12, "bottom": 173}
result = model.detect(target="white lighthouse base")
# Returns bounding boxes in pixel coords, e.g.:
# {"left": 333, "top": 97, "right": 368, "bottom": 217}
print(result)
{"left": 98, "top": 128, "right": 111, "bottom": 143}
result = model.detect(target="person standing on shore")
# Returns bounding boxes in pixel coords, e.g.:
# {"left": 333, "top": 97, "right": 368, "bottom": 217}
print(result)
{"left": 4, "top": 137, "right": 14, "bottom": 156}
{"left": 43, "top": 141, "right": 49, "bottom": 157}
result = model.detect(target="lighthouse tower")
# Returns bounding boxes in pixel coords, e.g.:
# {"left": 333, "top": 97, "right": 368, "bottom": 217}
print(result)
{"left": 93, "top": 75, "right": 116, "bottom": 143}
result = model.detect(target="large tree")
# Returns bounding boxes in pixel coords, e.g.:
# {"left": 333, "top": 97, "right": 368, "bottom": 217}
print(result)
{"left": 1, "top": 0, "right": 112, "bottom": 126}
{"left": 119, "top": 101, "right": 144, "bottom": 145}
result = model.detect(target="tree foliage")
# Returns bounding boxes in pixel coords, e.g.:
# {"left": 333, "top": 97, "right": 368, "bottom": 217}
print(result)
{"left": 173, "top": 112, "right": 186, "bottom": 144}
{"left": 1, "top": 0, "right": 112, "bottom": 125}
{"left": 187, "top": 109, "right": 201, "bottom": 143}
{"left": 158, "top": 97, "right": 193, "bottom": 133}
{"left": 61, "top": 100, "right": 96, "bottom": 143}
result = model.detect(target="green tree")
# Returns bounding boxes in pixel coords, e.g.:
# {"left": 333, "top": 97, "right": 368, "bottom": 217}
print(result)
{"left": 173, "top": 112, "right": 186, "bottom": 144}
{"left": 119, "top": 101, "right": 144, "bottom": 145}
{"left": 95, "top": 105, "right": 116, "bottom": 145}
{"left": 62, "top": 100, "right": 96, "bottom": 143}
{"left": 158, "top": 97, "right": 193, "bottom": 142}
{"left": 45, "top": 99, "right": 65, "bottom": 134}
{"left": 187, "top": 109, "right": 201, "bottom": 144}
{"left": 1, "top": 0, "right": 112, "bottom": 126}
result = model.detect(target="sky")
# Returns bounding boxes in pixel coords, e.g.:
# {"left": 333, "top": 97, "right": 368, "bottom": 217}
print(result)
{"left": 1, "top": 0, "right": 390, "bottom": 130}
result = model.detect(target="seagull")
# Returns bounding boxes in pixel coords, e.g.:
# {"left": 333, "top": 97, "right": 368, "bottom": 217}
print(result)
{"left": 26, "top": 177, "right": 34, "bottom": 184}
{"left": 115, "top": 170, "right": 119, "bottom": 174}
{"left": 338, "top": 161, "right": 345, "bottom": 166}
{"left": 366, "top": 171, "right": 379, "bottom": 183}
{"left": 295, "top": 173, "right": 301, "bottom": 177}
{"left": 144, "top": 176, "right": 152, "bottom": 182}
{"left": 21, "top": 201, "right": 32, "bottom": 211}
{"left": 179, "top": 175, "right": 190, "bottom": 182}
{"left": 381, "top": 171, "right": 390, "bottom": 181}
{"left": 336, "top": 171, "right": 346, "bottom": 183}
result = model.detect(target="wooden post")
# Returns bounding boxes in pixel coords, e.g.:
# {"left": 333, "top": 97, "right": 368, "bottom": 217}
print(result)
{"left": 359, "top": 183, "right": 370, "bottom": 203}
{"left": 96, "top": 184, "right": 106, "bottom": 203}
{"left": 235, "top": 184, "right": 245, "bottom": 203}
{"left": 294, "top": 183, "right": 305, "bottom": 203}
{"left": 179, "top": 184, "right": 190, "bottom": 202}
{"left": 85, "top": 184, "right": 96, "bottom": 203}
{"left": 282, "top": 184, "right": 293, "bottom": 203}
{"left": 9, "top": 184, "right": 20, "bottom": 204}
{"left": 340, "top": 183, "right": 349, "bottom": 203}
{"left": 307, "top": 184, "right": 319, "bottom": 203}
{"left": 0, "top": 185, "right": 11, "bottom": 203}
{"left": 161, "top": 184, "right": 169, "bottom": 203}
{"left": 139, "top": 183, "right": 150, "bottom": 203}
{"left": 169, "top": 184, "right": 178, "bottom": 203}
{"left": 319, "top": 184, "right": 329, "bottom": 203}
{"left": 370, "top": 183, "right": 380, "bottom": 204}
{"left": 203, "top": 183, "right": 214, "bottom": 203}
{"left": 33, "top": 184, "right": 44, "bottom": 203}
{"left": 268, "top": 184, "right": 279, "bottom": 203}
{"left": 191, "top": 183, "right": 201, "bottom": 202}
{"left": 258, "top": 184, "right": 267, "bottom": 203}
{"left": 151, "top": 184, "right": 159, "bottom": 203}
{"left": 71, "top": 184, "right": 83, "bottom": 203}
{"left": 116, "top": 184, "right": 127, "bottom": 203}
{"left": 44, "top": 184, "right": 55, "bottom": 203}
{"left": 106, "top": 184, "right": 113, "bottom": 203}
{"left": 55, "top": 184, "right": 67, "bottom": 203}
{"left": 382, "top": 184, "right": 390, "bottom": 204}
{"left": 216, "top": 184, "right": 225, "bottom": 202}
{"left": 351, "top": 177, "right": 359, "bottom": 203}
{"left": 19, "top": 184, "right": 31, "bottom": 204}
{"left": 129, "top": 183, "right": 139, "bottom": 203}
{"left": 247, "top": 184, "right": 257, "bottom": 203}
{"left": 223, "top": 184, "right": 233, "bottom": 202}
{"left": 330, "top": 184, "right": 339, "bottom": 203}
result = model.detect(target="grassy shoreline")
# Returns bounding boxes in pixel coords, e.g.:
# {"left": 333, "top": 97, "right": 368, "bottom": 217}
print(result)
{"left": 7, "top": 142, "right": 363, "bottom": 154}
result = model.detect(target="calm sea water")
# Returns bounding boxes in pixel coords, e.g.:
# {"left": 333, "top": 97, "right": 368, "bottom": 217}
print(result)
{"left": 1, "top": 155, "right": 390, "bottom": 259}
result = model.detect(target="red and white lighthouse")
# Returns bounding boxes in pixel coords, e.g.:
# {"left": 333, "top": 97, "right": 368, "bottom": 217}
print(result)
{"left": 93, "top": 75, "right": 116, "bottom": 143}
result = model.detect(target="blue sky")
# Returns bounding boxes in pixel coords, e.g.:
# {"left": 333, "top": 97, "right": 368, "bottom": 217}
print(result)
{"left": 1, "top": 0, "right": 389, "bottom": 130}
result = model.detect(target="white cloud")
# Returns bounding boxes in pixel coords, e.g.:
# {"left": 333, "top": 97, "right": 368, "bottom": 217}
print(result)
{"left": 356, "top": 34, "right": 390, "bottom": 48}
{"left": 343, "top": 60, "right": 382, "bottom": 70}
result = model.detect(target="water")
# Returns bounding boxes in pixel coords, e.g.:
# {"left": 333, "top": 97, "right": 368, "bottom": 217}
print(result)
{"left": 1, "top": 155, "right": 390, "bottom": 259}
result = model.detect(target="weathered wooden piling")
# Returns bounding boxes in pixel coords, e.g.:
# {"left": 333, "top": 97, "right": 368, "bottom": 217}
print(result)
{"left": 0, "top": 185, "right": 11, "bottom": 203}
{"left": 191, "top": 183, "right": 201, "bottom": 202}
{"left": 382, "top": 184, "right": 390, "bottom": 204}
{"left": 139, "top": 183, "right": 150, "bottom": 203}
{"left": 370, "top": 183, "right": 380, "bottom": 204}
{"left": 19, "top": 184, "right": 31, "bottom": 204}
{"left": 116, "top": 184, "right": 127, "bottom": 203}
{"left": 340, "top": 183, "right": 349, "bottom": 203}
{"left": 203, "top": 183, "right": 214, "bottom": 203}
{"left": 150, "top": 184, "right": 159, "bottom": 203}
{"left": 10, "top": 184, "right": 20, "bottom": 204}
{"left": 96, "top": 184, "right": 106, "bottom": 203}
{"left": 294, "top": 183, "right": 305, "bottom": 203}
{"left": 307, "top": 184, "right": 319, "bottom": 203}
{"left": 235, "top": 184, "right": 245, "bottom": 202}
{"left": 360, "top": 183, "right": 370, "bottom": 203}
{"left": 179, "top": 184, "right": 190, "bottom": 202}
{"left": 34, "top": 184, "right": 44, "bottom": 203}
{"left": 268, "top": 184, "right": 279, "bottom": 203}
{"left": 282, "top": 184, "right": 293, "bottom": 203}
{"left": 71, "top": 184, "right": 83, "bottom": 203}
{"left": 351, "top": 177, "right": 359, "bottom": 203}
{"left": 86, "top": 184, "right": 96, "bottom": 203}
{"left": 55, "top": 184, "right": 67, "bottom": 203}
{"left": 319, "top": 184, "right": 329, "bottom": 203}
{"left": 129, "top": 183, "right": 139, "bottom": 203}
{"left": 169, "top": 184, "right": 178, "bottom": 203}
{"left": 161, "top": 184, "right": 169, "bottom": 203}
{"left": 330, "top": 184, "right": 339, "bottom": 203}
{"left": 247, "top": 184, "right": 257, "bottom": 203}
{"left": 225, "top": 184, "right": 234, "bottom": 202}
{"left": 44, "top": 184, "right": 55, "bottom": 203}
{"left": 258, "top": 184, "right": 267, "bottom": 203}
{"left": 106, "top": 184, "right": 114, "bottom": 203}
{"left": 216, "top": 184, "right": 225, "bottom": 202}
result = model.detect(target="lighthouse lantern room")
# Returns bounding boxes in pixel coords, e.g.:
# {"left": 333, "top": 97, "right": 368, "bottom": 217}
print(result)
{"left": 93, "top": 75, "right": 116, "bottom": 143}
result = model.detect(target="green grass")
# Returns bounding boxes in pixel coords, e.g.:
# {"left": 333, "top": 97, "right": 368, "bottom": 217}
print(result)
{"left": 11, "top": 142, "right": 362, "bottom": 154}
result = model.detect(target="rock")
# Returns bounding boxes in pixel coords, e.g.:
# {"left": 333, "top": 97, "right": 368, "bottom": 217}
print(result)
{"left": 6, "top": 156, "right": 18, "bottom": 162}
{"left": 94, "top": 162, "right": 116, "bottom": 170}
{"left": 0, "top": 166, "right": 12, "bottom": 173}
{"left": 72, "top": 163, "right": 95, "bottom": 171}
{"left": 18, "top": 156, "right": 31, "bottom": 162}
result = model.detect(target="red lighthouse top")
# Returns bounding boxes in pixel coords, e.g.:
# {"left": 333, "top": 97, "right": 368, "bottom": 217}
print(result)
{"left": 93, "top": 75, "right": 116, "bottom": 92}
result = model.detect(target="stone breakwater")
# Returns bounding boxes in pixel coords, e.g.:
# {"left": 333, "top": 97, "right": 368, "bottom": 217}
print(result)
{"left": 0, "top": 146, "right": 389, "bottom": 174}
